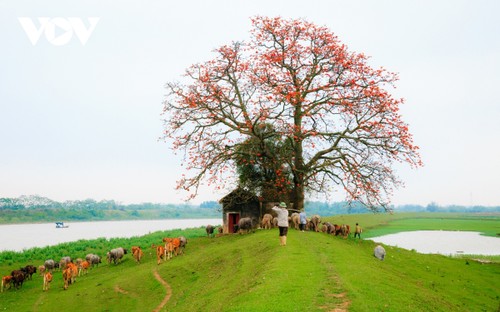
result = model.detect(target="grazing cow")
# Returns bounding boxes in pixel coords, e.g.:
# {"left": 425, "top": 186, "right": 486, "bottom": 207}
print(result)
{"left": 321, "top": 223, "right": 328, "bottom": 233}
{"left": 178, "top": 236, "right": 188, "bottom": 255}
{"left": 85, "top": 254, "right": 101, "bottom": 267}
{"left": 1, "top": 275, "right": 12, "bottom": 292}
{"left": 374, "top": 245, "right": 386, "bottom": 260}
{"left": 131, "top": 246, "right": 144, "bottom": 264}
{"left": 261, "top": 213, "right": 273, "bottom": 229}
{"left": 43, "top": 272, "right": 53, "bottom": 291}
{"left": 206, "top": 225, "right": 215, "bottom": 238}
{"left": 107, "top": 247, "right": 127, "bottom": 265}
{"left": 238, "top": 217, "right": 254, "bottom": 234}
{"left": 152, "top": 244, "right": 166, "bottom": 265}
{"left": 310, "top": 215, "right": 321, "bottom": 232}
{"left": 10, "top": 270, "right": 25, "bottom": 289}
{"left": 78, "top": 261, "right": 90, "bottom": 276}
{"left": 44, "top": 259, "right": 56, "bottom": 272}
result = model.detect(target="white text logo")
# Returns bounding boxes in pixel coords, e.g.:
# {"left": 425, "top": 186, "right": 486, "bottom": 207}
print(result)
{"left": 18, "top": 17, "right": 100, "bottom": 46}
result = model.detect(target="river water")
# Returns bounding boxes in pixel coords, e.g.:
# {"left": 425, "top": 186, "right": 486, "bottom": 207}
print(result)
{"left": 368, "top": 230, "right": 500, "bottom": 256}
{"left": 0, "top": 219, "right": 222, "bottom": 252}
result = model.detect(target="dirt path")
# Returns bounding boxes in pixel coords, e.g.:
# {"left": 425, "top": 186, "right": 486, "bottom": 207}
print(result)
{"left": 112, "top": 269, "right": 171, "bottom": 312}
{"left": 152, "top": 269, "right": 172, "bottom": 312}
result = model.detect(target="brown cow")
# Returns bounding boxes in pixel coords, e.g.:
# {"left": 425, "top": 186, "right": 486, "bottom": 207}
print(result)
{"left": 43, "top": 272, "right": 53, "bottom": 291}
{"left": 1, "top": 275, "right": 12, "bottom": 292}
{"left": 342, "top": 224, "right": 351, "bottom": 238}
{"left": 62, "top": 267, "right": 72, "bottom": 290}
{"left": 261, "top": 213, "right": 273, "bottom": 229}
{"left": 291, "top": 213, "right": 300, "bottom": 230}
{"left": 131, "top": 246, "right": 144, "bottom": 264}
{"left": 165, "top": 242, "right": 174, "bottom": 260}
{"left": 163, "top": 237, "right": 181, "bottom": 256}
{"left": 78, "top": 261, "right": 90, "bottom": 276}
{"left": 152, "top": 244, "right": 165, "bottom": 265}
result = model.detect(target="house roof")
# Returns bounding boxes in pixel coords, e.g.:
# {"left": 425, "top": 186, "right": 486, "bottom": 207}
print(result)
{"left": 219, "top": 188, "right": 260, "bottom": 205}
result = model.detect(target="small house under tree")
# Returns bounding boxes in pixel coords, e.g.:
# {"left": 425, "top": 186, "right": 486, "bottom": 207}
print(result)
{"left": 219, "top": 188, "right": 294, "bottom": 233}
{"left": 219, "top": 188, "right": 262, "bottom": 234}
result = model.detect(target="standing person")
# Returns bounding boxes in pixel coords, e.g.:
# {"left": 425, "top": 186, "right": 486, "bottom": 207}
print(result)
{"left": 354, "top": 223, "right": 362, "bottom": 239}
{"left": 299, "top": 210, "right": 307, "bottom": 232}
{"left": 272, "top": 202, "right": 289, "bottom": 246}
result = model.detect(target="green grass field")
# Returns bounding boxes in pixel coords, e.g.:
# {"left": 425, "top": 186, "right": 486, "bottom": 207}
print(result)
{"left": 0, "top": 213, "right": 499, "bottom": 311}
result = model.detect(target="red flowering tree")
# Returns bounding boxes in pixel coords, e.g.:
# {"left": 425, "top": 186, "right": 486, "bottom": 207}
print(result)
{"left": 162, "top": 16, "right": 422, "bottom": 211}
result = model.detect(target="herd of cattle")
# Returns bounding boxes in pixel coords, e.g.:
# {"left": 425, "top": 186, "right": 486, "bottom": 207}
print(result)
{"left": 1, "top": 214, "right": 361, "bottom": 293}
{"left": 1, "top": 235, "right": 188, "bottom": 293}
{"left": 206, "top": 213, "right": 352, "bottom": 238}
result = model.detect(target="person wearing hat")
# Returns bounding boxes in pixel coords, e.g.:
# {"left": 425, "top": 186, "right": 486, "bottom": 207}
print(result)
{"left": 272, "top": 202, "right": 289, "bottom": 246}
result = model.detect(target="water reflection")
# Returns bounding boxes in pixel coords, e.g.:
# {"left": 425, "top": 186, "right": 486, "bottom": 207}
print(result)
{"left": 368, "top": 230, "right": 500, "bottom": 256}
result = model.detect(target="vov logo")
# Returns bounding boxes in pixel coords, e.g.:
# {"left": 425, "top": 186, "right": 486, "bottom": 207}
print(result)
{"left": 18, "top": 17, "right": 100, "bottom": 46}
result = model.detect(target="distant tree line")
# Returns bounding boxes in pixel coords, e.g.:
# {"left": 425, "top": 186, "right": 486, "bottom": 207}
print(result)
{"left": 1, "top": 195, "right": 498, "bottom": 224}
{"left": 304, "top": 200, "right": 500, "bottom": 216}
{"left": 0, "top": 196, "right": 221, "bottom": 224}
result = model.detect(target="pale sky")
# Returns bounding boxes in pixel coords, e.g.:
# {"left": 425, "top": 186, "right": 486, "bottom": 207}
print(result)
{"left": 1, "top": 0, "right": 499, "bottom": 207}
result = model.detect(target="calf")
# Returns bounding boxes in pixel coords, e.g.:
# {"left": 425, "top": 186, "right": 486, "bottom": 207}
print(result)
{"left": 43, "top": 272, "right": 53, "bottom": 291}
{"left": 1, "top": 275, "right": 12, "bottom": 292}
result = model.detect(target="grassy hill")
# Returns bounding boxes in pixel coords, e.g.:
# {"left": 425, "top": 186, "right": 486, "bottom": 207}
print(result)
{"left": 0, "top": 213, "right": 499, "bottom": 311}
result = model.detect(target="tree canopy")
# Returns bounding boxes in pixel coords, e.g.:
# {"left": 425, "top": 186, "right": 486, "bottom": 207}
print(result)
{"left": 162, "top": 16, "right": 422, "bottom": 211}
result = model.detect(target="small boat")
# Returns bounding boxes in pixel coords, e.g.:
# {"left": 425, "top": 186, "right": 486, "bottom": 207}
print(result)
{"left": 55, "top": 222, "right": 69, "bottom": 228}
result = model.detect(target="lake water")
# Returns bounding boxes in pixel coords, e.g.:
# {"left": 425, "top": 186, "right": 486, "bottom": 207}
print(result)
{"left": 0, "top": 219, "right": 222, "bottom": 252}
{"left": 368, "top": 230, "right": 500, "bottom": 256}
